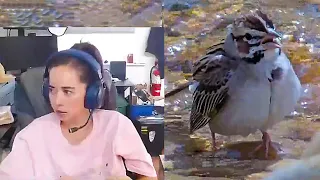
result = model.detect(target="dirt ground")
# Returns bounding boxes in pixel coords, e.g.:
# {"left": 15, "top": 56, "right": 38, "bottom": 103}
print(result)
{"left": 163, "top": 109, "right": 319, "bottom": 179}
{"left": 0, "top": 0, "right": 162, "bottom": 26}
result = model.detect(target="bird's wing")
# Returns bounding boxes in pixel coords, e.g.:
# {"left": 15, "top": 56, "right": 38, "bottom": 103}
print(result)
{"left": 190, "top": 43, "right": 237, "bottom": 133}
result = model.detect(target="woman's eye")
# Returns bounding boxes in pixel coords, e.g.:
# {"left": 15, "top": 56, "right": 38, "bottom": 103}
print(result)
{"left": 64, "top": 90, "right": 72, "bottom": 95}
{"left": 49, "top": 88, "right": 55, "bottom": 94}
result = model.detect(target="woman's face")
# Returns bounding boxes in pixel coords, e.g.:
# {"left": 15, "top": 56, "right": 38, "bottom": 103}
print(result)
{"left": 48, "top": 64, "right": 87, "bottom": 122}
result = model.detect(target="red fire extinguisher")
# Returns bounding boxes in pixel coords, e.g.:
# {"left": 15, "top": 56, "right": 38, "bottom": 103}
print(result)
{"left": 150, "top": 62, "right": 161, "bottom": 97}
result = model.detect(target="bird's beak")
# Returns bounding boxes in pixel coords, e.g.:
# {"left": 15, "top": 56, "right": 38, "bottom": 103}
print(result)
{"left": 261, "top": 29, "right": 282, "bottom": 50}
{"left": 261, "top": 33, "right": 282, "bottom": 50}
{"left": 268, "top": 29, "right": 282, "bottom": 38}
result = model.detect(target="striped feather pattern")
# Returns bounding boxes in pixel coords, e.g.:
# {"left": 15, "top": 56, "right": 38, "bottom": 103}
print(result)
{"left": 190, "top": 86, "right": 228, "bottom": 133}
{"left": 189, "top": 43, "right": 237, "bottom": 133}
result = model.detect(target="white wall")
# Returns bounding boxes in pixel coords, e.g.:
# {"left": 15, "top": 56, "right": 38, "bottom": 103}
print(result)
{"left": 57, "top": 27, "right": 154, "bottom": 86}
{"left": 0, "top": 27, "right": 164, "bottom": 106}
{"left": 0, "top": 27, "right": 156, "bottom": 86}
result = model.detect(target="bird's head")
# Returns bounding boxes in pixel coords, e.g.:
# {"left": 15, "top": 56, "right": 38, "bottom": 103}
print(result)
{"left": 226, "top": 10, "right": 288, "bottom": 82}
{"left": 227, "top": 10, "right": 282, "bottom": 64}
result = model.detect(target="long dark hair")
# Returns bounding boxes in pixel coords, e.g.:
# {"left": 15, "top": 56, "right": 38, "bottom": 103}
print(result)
{"left": 71, "top": 42, "right": 104, "bottom": 73}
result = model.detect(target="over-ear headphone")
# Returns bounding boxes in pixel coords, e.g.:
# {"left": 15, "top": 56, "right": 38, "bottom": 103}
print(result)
{"left": 42, "top": 49, "right": 106, "bottom": 110}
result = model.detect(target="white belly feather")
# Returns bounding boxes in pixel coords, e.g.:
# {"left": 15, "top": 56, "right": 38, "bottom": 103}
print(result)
{"left": 267, "top": 66, "right": 301, "bottom": 128}
{"left": 209, "top": 78, "right": 271, "bottom": 136}
{"left": 209, "top": 58, "right": 301, "bottom": 137}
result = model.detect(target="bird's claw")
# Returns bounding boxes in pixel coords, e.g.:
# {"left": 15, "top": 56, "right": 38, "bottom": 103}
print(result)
{"left": 249, "top": 132, "right": 272, "bottom": 159}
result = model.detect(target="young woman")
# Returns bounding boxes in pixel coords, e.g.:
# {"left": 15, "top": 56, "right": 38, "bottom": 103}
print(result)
{"left": 72, "top": 43, "right": 164, "bottom": 180}
{"left": 0, "top": 48, "right": 157, "bottom": 180}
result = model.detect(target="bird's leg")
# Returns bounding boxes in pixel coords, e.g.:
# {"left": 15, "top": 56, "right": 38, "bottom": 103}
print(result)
{"left": 251, "top": 131, "right": 272, "bottom": 159}
{"left": 211, "top": 132, "right": 217, "bottom": 151}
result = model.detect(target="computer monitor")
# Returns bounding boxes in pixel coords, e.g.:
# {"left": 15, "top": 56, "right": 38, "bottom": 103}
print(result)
{"left": 110, "top": 61, "right": 126, "bottom": 81}
{"left": 0, "top": 36, "right": 58, "bottom": 71}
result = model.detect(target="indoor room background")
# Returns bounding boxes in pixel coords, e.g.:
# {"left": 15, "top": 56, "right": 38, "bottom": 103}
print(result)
{"left": 0, "top": 27, "right": 164, "bottom": 106}
{"left": 0, "top": 27, "right": 165, "bottom": 171}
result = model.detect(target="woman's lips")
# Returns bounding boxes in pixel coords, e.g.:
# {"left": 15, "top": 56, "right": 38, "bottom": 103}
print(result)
{"left": 56, "top": 110, "right": 67, "bottom": 116}
{"left": 56, "top": 110, "right": 67, "bottom": 113}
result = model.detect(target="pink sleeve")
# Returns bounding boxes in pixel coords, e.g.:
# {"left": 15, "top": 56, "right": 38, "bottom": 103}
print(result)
{"left": 115, "top": 114, "right": 157, "bottom": 177}
{"left": 0, "top": 133, "right": 35, "bottom": 179}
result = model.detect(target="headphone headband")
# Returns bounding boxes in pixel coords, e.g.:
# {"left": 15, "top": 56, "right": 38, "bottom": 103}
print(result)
{"left": 44, "top": 49, "right": 103, "bottom": 80}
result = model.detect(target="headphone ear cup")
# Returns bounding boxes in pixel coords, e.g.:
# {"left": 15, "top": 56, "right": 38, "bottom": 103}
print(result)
{"left": 85, "top": 82, "right": 101, "bottom": 109}
{"left": 42, "top": 78, "right": 50, "bottom": 102}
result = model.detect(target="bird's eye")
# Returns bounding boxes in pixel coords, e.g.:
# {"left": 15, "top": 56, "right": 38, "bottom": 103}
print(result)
{"left": 245, "top": 33, "right": 252, "bottom": 40}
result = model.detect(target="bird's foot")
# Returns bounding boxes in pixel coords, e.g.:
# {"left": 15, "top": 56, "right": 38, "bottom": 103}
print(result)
{"left": 212, "top": 140, "right": 218, "bottom": 152}
{"left": 211, "top": 132, "right": 217, "bottom": 152}
{"left": 249, "top": 132, "right": 273, "bottom": 159}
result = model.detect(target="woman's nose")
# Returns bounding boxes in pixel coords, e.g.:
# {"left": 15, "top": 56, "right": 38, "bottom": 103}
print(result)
{"left": 53, "top": 91, "right": 65, "bottom": 106}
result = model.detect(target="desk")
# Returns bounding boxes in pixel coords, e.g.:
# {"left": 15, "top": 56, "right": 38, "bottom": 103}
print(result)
{"left": 114, "top": 79, "right": 135, "bottom": 105}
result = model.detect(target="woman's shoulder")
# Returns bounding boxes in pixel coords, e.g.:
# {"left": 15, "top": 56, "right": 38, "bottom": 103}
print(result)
{"left": 16, "top": 113, "right": 57, "bottom": 139}
{"left": 95, "top": 110, "right": 131, "bottom": 126}
{"left": 95, "top": 109, "right": 127, "bottom": 120}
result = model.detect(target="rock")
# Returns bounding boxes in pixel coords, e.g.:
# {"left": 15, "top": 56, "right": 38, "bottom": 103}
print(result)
{"left": 163, "top": 160, "right": 175, "bottom": 170}
{"left": 167, "top": 29, "right": 183, "bottom": 37}
{"left": 182, "top": 60, "right": 193, "bottom": 73}
{"left": 185, "top": 134, "right": 212, "bottom": 153}
{"left": 246, "top": 172, "right": 270, "bottom": 180}
{"left": 222, "top": 141, "right": 282, "bottom": 160}
{"left": 169, "top": 3, "right": 191, "bottom": 11}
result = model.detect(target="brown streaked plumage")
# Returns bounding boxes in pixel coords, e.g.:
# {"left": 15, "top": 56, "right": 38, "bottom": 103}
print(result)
{"left": 190, "top": 43, "right": 236, "bottom": 134}
{"left": 188, "top": 10, "right": 301, "bottom": 158}
{"left": 166, "top": 11, "right": 299, "bottom": 159}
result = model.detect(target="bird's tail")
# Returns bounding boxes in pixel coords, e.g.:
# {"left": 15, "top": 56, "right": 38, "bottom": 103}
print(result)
{"left": 165, "top": 81, "right": 194, "bottom": 98}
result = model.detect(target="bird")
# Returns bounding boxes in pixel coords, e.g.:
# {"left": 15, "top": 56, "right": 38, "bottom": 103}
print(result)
{"left": 166, "top": 10, "right": 302, "bottom": 159}
{"left": 264, "top": 132, "right": 320, "bottom": 180}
